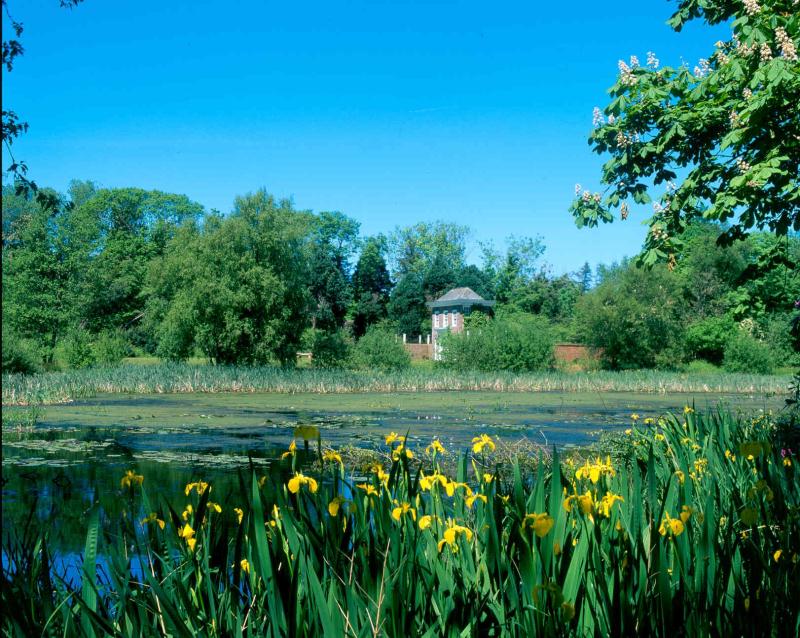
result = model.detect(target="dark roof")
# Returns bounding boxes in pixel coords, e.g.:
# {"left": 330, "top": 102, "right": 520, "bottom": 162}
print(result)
{"left": 426, "top": 287, "right": 495, "bottom": 310}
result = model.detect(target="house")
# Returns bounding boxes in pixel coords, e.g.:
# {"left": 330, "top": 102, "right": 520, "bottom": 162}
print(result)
{"left": 426, "top": 287, "right": 495, "bottom": 359}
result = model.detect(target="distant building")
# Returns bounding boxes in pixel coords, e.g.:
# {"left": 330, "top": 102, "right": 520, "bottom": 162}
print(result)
{"left": 426, "top": 287, "right": 495, "bottom": 359}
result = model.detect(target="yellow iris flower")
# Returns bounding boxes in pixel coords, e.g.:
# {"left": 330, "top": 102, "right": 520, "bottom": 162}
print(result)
{"left": 322, "top": 449, "right": 343, "bottom": 465}
{"left": 658, "top": 512, "right": 685, "bottom": 537}
{"left": 120, "top": 470, "right": 144, "bottom": 489}
{"left": 522, "top": 512, "right": 554, "bottom": 537}
{"left": 426, "top": 439, "right": 446, "bottom": 455}
{"left": 437, "top": 521, "right": 473, "bottom": 553}
{"left": 141, "top": 512, "right": 165, "bottom": 530}
{"left": 471, "top": 434, "right": 495, "bottom": 454}
{"left": 287, "top": 472, "right": 318, "bottom": 494}
{"left": 356, "top": 483, "right": 379, "bottom": 497}
{"left": 281, "top": 440, "right": 297, "bottom": 460}
{"left": 328, "top": 496, "right": 347, "bottom": 517}
{"left": 391, "top": 502, "right": 416, "bottom": 522}
{"left": 184, "top": 481, "right": 210, "bottom": 496}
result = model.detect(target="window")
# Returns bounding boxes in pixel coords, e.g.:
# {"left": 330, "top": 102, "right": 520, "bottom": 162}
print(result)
{"left": 452, "top": 312, "right": 458, "bottom": 327}
{"left": 443, "top": 312, "right": 449, "bottom": 328}
{"left": 434, "top": 313, "right": 440, "bottom": 328}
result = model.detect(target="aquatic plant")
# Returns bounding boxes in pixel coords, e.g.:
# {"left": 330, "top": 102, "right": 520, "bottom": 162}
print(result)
{"left": 2, "top": 407, "right": 798, "bottom": 635}
{"left": 2, "top": 362, "right": 791, "bottom": 405}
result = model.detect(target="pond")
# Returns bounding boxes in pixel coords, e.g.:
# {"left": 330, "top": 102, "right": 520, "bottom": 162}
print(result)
{"left": 2, "top": 389, "right": 781, "bottom": 553}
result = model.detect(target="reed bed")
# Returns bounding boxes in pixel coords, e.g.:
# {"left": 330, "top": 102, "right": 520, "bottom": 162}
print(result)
{"left": 3, "top": 409, "right": 798, "bottom": 636}
{"left": 2, "top": 363, "right": 791, "bottom": 405}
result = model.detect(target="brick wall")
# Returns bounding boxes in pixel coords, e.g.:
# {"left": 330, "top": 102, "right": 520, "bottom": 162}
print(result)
{"left": 553, "top": 343, "right": 601, "bottom": 363}
{"left": 404, "top": 343, "right": 433, "bottom": 360}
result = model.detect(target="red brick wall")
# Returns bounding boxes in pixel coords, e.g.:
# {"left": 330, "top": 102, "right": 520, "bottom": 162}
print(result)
{"left": 404, "top": 343, "right": 433, "bottom": 360}
{"left": 553, "top": 343, "right": 601, "bottom": 363}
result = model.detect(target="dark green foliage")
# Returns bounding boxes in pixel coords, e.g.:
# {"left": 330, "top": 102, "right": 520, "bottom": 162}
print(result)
{"left": 761, "top": 312, "right": 800, "bottom": 367}
{"left": 684, "top": 316, "right": 737, "bottom": 365}
{"left": 93, "top": 330, "right": 130, "bottom": 366}
{"left": 723, "top": 331, "right": 775, "bottom": 374}
{"left": 307, "top": 211, "right": 359, "bottom": 331}
{"left": 387, "top": 272, "right": 427, "bottom": 337}
{"left": 1, "top": 329, "right": 42, "bottom": 374}
{"left": 439, "top": 314, "right": 555, "bottom": 372}
{"left": 309, "top": 329, "right": 352, "bottom": 369}
{"left": 351, "top": 326, "right": 410, "bottom": 371}
{"left": 61, "top": 327, "right": 96, "bottom": 370}
{"left": 352, "top": 237, "right": 392, "bottom": 337}
{"left": 146, "top": 191, "right": 310, "bottom": 365}
{"left": 575, "top": 261, "right": 684, "bottom": 369}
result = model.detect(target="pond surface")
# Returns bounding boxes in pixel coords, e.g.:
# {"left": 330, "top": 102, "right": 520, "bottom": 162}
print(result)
{"left": 2, "top": 390, "right": 780, "bottom": 552}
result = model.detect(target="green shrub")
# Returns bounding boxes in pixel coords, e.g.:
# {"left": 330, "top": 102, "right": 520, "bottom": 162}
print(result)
{"left": 574, "top": 263, "right": 683, "bottom": 370}
{"left": 439, "top": 314, "right": 554, "bottom": 372}
{"left": 1, "top": 331, "right": 42, "bottom": 374}
{"left": 61, "top": 328, "right": 96, "bottom": 369}
{"left": 684, "top": 359, "right": 721, "bottom": 374}
{"left": 723, "top": 331, "right": 774, "bottom": 374}
{"left": 351, "top": 327, "right": 410, "bottom": 371}
{"left": 759, "top": 312, "right": 800, "bottom": 367}
{"left": 309, "top": 329, "right": 352, "bottom": 369}
{"left": 93, "top": 330, "right": 130, "bottom": 366}
{"left": 684, "top": 316, "right": 736, "bottom": 365}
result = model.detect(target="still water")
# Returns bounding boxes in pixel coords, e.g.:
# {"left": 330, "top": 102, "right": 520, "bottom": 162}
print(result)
{"left": 2, "top": 390, "right": 780, "bottom": 552}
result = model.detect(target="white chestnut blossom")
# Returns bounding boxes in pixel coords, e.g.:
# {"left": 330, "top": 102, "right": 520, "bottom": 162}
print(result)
{"left": 646, "top": 51, "right": 659, "bottom": 69}
{"left": 743, "top": 0, "right": 761, "bottom": 16}
{"left": 618, "top": 60, "right": 637, "bottom": 86}
{"left": 776, "top": 27, "right": 798, "bottom": 61}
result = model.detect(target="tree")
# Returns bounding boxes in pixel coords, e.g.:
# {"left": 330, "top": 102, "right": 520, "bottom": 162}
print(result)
{"left": 146, "top": 190, "right": 310, "bottom": 365}
{"left": 571, "top": 0, "right": 799, "bottom": 266}
{"left": 307, "top": 211, "right": 359, "bottom": 331}
{"left": 481, "top": 236, "right": 546, "bottom": 304}
{"left": 387, "top": 272, "right": 427, "bottom": 338}
{"left": 386, "top": 221, "right": 469, "bottom": 278}
{"left": 2, "top": 187, "right": 75, "bottom": 362}
{"left": 75, "top": 187, "right": 204, "bottom": 336}
{"left": 352, "top": 236, "right": 392, "bottom": 337}
{"left": 575, "top": 260, "right": 684, "bottom": 369}
{"left": 575, "top": 262, "right": 594, "bottom": 293}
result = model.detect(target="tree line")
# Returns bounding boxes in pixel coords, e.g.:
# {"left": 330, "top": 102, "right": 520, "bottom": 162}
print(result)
{"left": 2, "top": 180, "right": 798, "bottom": 374}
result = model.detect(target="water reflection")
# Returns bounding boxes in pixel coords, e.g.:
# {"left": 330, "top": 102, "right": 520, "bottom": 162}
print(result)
{"left": 2, "top": 390, "right": 778, "bottom": 553}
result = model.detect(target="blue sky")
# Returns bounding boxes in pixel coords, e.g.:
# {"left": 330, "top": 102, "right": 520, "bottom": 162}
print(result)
{"left": 2, "top": 0, "right": 728, "bottom": 274}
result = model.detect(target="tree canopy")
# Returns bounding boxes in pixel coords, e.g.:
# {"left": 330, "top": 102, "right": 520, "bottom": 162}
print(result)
{"left": 571, "top": 0, "right": 799, "bottom": 266}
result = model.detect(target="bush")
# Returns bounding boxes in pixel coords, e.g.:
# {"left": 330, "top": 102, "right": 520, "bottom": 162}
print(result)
{"left": 684, "top": 316, "right": 736, "bottom": 365}
{"left": 574, "top": 263, "right": 683, "bottom": 370}
{"left": 61, "top": 327, "right": 96, "bottom": 369}
{"left": 759, "top": 312, "right": 800, "bottom": 367}
{"left": 1, "top": 331, "right": 42, "bottom": 374}
{"left": 93, "top": 330, "right": 130, "bottom": 366}
{"left": 723, "top": 331, "right": 774, "bottom": 374}
{"left": 439, "top": 314, "right": 554, "bottom": 372}
{"left": 309, "top": 329, "right": 352, "bottom": 369}
{"left": 351, "top": 328, "right": 411, "bottom": 372}
{"left": 684, "top": 359, "right": 721, "bottom": 374}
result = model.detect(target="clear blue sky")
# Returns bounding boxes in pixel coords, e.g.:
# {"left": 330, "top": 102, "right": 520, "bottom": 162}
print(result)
{"left": 2, "top": 0, "right": 727, "bottom": 274}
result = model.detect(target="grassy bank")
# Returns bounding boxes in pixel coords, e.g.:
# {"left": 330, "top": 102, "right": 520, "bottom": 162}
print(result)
{"left": 3, "top": 408, "right": 798, "bottom": 636}
{"left": 2, "top": 363, "right": 792, "bottom": 405}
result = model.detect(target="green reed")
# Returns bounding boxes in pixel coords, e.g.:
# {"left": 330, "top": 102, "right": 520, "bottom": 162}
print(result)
{"left": 3, "top": 362, "right": 791, "bottom": 405}
{"left": 2, "top": 407, "right": 798, "bottom": 636}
